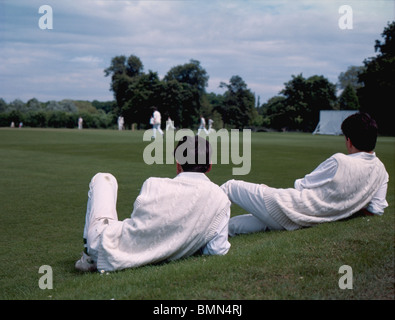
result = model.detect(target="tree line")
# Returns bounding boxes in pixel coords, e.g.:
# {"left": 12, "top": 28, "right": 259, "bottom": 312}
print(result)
{"left": 103, "top": 57, "right": 259, "bottom": 130}
{"left": 1, "top": 21, "right": 393, "bottom": 134}
{"left": 0, "top": 99, "right": 116, "bottom": 129}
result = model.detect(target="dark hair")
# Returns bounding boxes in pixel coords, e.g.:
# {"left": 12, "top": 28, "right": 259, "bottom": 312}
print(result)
{"left": 341, "top": 112, "right": 378, "bottom": 152}
{"left": 174, "top": 135, "right": 212, "bottom": 173}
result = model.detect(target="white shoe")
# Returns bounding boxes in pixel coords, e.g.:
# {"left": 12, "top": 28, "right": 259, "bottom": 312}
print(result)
{"left": 75, "top": 252, "right": 97, "bottom": 272}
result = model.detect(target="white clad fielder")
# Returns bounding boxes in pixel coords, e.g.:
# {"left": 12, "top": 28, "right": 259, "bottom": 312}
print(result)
{"left": 152, "top": 107, "right": 164, "bottom": 138}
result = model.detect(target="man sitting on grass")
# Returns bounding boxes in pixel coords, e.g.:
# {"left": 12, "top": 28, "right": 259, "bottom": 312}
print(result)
{"left": 221, "top": 112, "right": 389, "bottom": 236}
{"left": 75, "top": 135, "right": 231, "bottom": 272}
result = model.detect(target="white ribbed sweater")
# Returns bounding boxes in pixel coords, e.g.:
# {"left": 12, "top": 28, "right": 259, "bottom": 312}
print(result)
{"left": 97, "top": 175, "right": 230, "bottom": 271}
{"left": 263, "top": 152, "right": 388, "bottom": 230}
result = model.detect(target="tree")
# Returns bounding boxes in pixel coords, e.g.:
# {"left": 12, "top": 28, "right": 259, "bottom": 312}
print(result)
{"left": 104, "top": 54, "right": 144, "bottom": 112}
{"left": 91, "top": 100, "right": 116, "bottom": 114}
{"left": 0, "top": 98, "right": 7, "bottom": 113}
{"left": 45, "top": 100, "right": 77, "bottom": 113}
{"left": 122, "top": 70, "right": 163, "bottom": 129}
{"left": 163, "top": 59, "right": 209, "bottom": 128}
{"left": 337, "top": 66, "right": 365, "bottom": 91}
{"left": 304, "top": 75, "right": 337, "bottom": 130}
{"left": 281, "top": 74, "right": 309, "bottom": 130}
{"left": 219, "top": 75, "right": 256, "bottom": 129}
{"left": 104, "top": 55, "right": 127, "bottom": 77}
{"left": 338, "top": 84, "right": 360, "bottom": 110}
{"left": 164, "top": 59, "right": 209, "bottom": 94}
{"left": 104, "top": 54, "right": 161, "bottom": 128}
{"left": 281, "top": 74, "right": 337, "bottom": 131}
{"left": 207, "top": 92, "right": 225, "bottom": 129}
{"left": 161, "top": 79, "right": 204, "bottom": 129}
{"left": 126, "top": 55, "right": 144, "bottom": 78}
{"left": 358, "top": 21, "right": 395, "bottom": 135}
{"left": 9, "top": 99, "right": 26, "bottom": 112}
{"left": 26, "top": 98, "right": 43, "bottom": 111}
{"left": 260, "top": 96, "right": 288, "bottom": 130}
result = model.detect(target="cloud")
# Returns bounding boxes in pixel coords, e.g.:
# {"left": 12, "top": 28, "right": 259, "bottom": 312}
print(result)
{"left": 0, "top": 0, "right": 393, "bottom": 103}
{"left": 71, "top": 56, "right": 103, "bottom": 65}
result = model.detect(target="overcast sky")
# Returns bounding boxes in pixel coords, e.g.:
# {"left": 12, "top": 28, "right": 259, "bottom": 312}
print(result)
{"left": 0, "top": 0, "right": 394, "bottom": 104}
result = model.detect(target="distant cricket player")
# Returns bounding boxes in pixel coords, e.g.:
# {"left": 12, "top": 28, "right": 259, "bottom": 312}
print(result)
{"left": 117, "top": 116, "right": 124, "bottom": 131}
{"left": 78, "top": 117, "right": 83, "bottom": 130}
{"left": 166, "top": 116, "right": 175, "bottom": 131}
{"left": 207, "top": 118, "right": 214, "bottom": 134}
{"left": 152, "top": 106, "right": 164, "bottom": 138}
{"left": 197, "top": 115, "right": 206, "bottom": 135}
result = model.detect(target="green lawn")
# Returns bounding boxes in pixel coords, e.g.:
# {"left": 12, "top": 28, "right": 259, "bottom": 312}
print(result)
{"left": 0, "top": 128, "right": 393, "bottom": 300}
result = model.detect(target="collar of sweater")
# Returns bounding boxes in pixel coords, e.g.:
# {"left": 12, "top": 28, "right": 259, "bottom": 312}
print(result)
{"left": 175, "top": 172, "right": 210, "bottom": 182}
{"left": 348, "top": 151, "right": 376, "bottom": 159}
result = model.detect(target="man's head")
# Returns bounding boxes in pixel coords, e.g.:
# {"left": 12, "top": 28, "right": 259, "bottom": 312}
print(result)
{"left": 341, "top": 112, "right": 378, "bottom": 153}
{"left": 174, "top": 135, "right": 212, "bottom": 174}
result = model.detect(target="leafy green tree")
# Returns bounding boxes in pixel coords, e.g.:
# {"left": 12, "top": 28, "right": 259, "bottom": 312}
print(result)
{"left": 207, "top": 92, "right": 225, "bottom": 129}
{"left": 164, "top": 59, "right": 208, "bottom": 94}
{"left": 26, "top": 98, "right": 43, "bottom": 112}
{"left": 104, "top": 55, "right": 162, "bottom": 128}
{"left": 219, "top": 75, "right": 255, "bottom": 129}
{"left": 126, "top": 55, "right": 144, "bottom": 78}
{"left": 337, "top": 66, "right": 365, "bottom": 91}
{"left": 280, "top": 74, "right": 308, "bottom": 130}
{"left": 304, "top": 75, "right": 337, "bottom": 130}
{"left": 9, "top": 99, "right": 26, "bottom": 112}
{"left": 91, "top": 100, "right": 116, "bottom": 114}
{"left": 104, "top": 54, "right": 144, "bottom": 113}
{"left": 260, "top": 96, "right": 288, "bottom": 130}
{"left": 163, "top": 59, "right": 209, "bottom": 128}
{"left": 8, "top": 110, "right": 24, "bottom": 125}
{"left": 358, "top": 21, "right": 395, "bottom": 135}
{"left": 123, "top": 70, "right": 163, "bottom": 129}
{"left": 26, "top": 111, "right": 48, "bottom": 128}
{"left": 47, "top": 111, "right": 72, "bottom": 128}
{"left": 0, "top": 98, "right": 8, "bottom": 113}
{"left": 281, "top": 74, "right": 337, "bottom": 131}
{"left": 161, "top": 79, "right": 194, "bottom": 128}
{"left": 338, "top": 84, "right": 360, "bottom": 110}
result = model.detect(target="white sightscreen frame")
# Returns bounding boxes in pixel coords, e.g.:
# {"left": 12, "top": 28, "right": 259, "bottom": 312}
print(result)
{"left": 313, "top": 110, "right": 358, "bottom": 135}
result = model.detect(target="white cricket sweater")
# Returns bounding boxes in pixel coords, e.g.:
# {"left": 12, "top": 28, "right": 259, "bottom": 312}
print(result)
{"left": 262, "top": 152, "right": 389, "bottom": 230}
{"left": 96, "top": 174, "right": 230, "bottom": 271}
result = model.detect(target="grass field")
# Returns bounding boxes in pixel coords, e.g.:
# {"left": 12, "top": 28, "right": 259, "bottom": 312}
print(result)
{"left": 0, "top": 128, "right": 393, "bottom": 300}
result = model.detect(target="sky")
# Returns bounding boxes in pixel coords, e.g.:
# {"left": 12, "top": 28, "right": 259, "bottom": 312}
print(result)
{"left": 0, "top": 0, "right": 394, "bottom": 104}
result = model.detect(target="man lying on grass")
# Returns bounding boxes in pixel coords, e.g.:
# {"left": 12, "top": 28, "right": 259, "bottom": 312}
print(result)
{"left": 75, "top": 135, "right": 230, "bottom": 272}
{"left": 221, "top": 112, "right": 389, "bottom": 236}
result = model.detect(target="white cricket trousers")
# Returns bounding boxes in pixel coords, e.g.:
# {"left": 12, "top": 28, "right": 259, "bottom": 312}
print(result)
{"left": 221, "top": 180, "right": 284, "bottom": 236}
{"left": 153, "top": 124, "right": 164, "bottom": 137}
{"left": 83, "top": 173, "right": 119, "bottom": 261}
